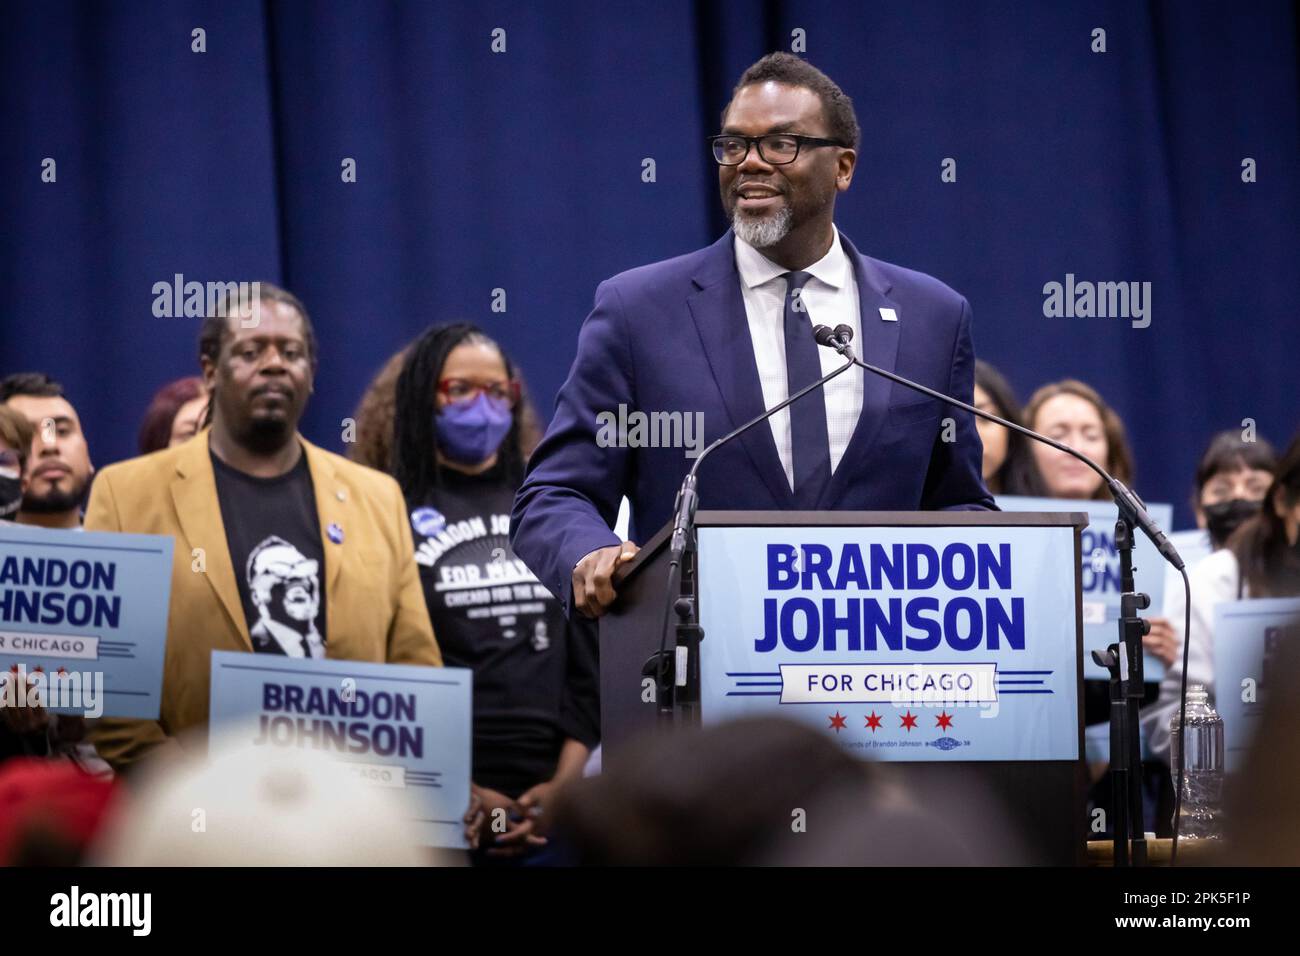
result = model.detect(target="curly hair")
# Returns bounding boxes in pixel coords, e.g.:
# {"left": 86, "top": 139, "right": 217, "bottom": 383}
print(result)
{"left": 725, "top": 53, "right": 860, "bottom": 150}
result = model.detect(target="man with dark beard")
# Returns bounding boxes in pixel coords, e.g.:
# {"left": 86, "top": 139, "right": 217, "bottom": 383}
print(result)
{"left": 0, "top": 373, "right": 95, "bottom": 530}
{"left": 512, "top": 54, "right": 993, "bottom": 619}
{"left": 83, "top": 283, "right": 441, "bottom": 770}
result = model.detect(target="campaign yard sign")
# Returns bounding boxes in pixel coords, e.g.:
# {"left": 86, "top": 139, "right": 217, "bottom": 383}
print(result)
{"left": 1213, "top": 598, "right": 1300, "bottom": 772}
{"left": 698, "top": 524, "right": 1082, "bottom": 762}
{"left": 0, "top": 524, "right": 173, "bottom": 718}
{"left": 209, "top": 651, "right": 472, "bottom": 849}
{"left": 997, "top": 495, "right": 1174, "bottom": 681}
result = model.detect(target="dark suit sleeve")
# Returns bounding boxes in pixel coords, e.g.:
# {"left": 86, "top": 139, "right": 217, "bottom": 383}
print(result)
{"left": 920, "top": 297, "right": 997, "bottom": 511}
{"left": 511, "top": 279, "right": 631, "bottom": 614}
{"left": 558, "top": 614, "right": 600, "bottom": 749}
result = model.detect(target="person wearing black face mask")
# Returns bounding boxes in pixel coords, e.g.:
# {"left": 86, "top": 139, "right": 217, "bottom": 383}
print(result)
{"left": 1144, "top": 429, "right": 1297, "bottom": 764}
{"left": 390, "top": 324, "right": 599, "bottom": 863}
{"left": 1194, "top": 432, "right": 1278, "bottom": 550}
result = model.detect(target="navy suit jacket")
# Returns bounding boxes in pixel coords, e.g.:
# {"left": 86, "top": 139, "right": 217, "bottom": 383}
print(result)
{"left": 511, "top": 229, "right": 995, "bottom": 614}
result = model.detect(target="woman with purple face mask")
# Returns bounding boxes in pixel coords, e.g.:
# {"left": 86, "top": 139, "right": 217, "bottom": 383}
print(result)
{"left": 389, "top": 324, "right": 597, "bottom": 865}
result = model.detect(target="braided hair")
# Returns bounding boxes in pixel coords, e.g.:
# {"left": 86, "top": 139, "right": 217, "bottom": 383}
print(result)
{"left": 391, "top": 323, "right": 528, "bottom": 502}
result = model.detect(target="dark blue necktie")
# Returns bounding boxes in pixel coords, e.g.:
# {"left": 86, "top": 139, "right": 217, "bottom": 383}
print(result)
{"left": 782, "top": 271, "right": 831, "bottom": 504}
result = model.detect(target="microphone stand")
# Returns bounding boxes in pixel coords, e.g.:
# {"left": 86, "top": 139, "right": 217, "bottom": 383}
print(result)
{"left": 652, "top": 354, "right": 855, "bottom": 723}
{"left": 818, "top": 326, "right": 1187, "bottom": 867}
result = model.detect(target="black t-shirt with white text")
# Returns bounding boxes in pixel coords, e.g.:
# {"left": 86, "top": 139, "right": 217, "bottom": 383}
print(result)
{"left": 211, "top": 449, "right": 327, "bottom": 657}
{"left": 410, "top": 461, "right": 599, "bottom": 798}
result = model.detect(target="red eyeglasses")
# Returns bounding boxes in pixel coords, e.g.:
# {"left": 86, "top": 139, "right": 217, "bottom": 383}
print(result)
{"left": 436, "top": 378, "right": 520, "bottom": 407}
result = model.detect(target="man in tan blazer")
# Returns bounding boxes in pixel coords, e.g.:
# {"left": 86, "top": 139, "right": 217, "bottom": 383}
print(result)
{"left": 85, "top": 283, "right": 440, "bottom": 770}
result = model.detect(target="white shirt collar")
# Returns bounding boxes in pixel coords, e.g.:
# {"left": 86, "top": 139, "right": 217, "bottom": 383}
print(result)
{"left": 734, "top": 225, "right": 849, "bottom": 292}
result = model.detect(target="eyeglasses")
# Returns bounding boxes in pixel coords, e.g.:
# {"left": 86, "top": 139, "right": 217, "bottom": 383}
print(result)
{"left": 709, "top": 133, "right": 846, "bottom": 166}
{"left": 437, "top": 378, "right": 520, "bottom": 407}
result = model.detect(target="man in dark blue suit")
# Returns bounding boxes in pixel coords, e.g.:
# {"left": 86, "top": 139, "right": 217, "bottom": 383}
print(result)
{"left": 512, "top": 53, "right": 994, "bottom": 618}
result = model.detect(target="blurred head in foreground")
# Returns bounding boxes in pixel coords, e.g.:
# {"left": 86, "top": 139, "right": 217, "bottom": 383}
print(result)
{"left": 551, "top": 716, "right": 1029, "bottom": 866}
{"left": 94, "top": 731, "right": 429, "bottom": 865}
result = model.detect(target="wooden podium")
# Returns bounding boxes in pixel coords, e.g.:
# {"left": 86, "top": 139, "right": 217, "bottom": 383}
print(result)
{"left": 602, "top": 510, "right": 1090, "bottom": 865}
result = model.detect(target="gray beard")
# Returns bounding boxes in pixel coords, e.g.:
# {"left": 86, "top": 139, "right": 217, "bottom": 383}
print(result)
{"left": 732, "top": 204, "right": 793, "bottom": 248}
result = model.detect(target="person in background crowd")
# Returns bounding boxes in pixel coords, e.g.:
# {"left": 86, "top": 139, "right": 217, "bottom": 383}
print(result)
{"left": 390, "top": 323, "right": 596, "bottom": 862}
{"left": 972, "top": 360, "right": 1046, "bottom": 497}
{"left": 0, "top": 404, "right": 111, "bottom": 773}
{"left": 1023, "top": 378, "right": 1174, "bottom": 831}
{"left": 1143, "top": 428, "right": 1300, "bottom": 763}
{"left": 351, "top": 345, "right": 542, "bottom": 475}
{"left": 1022, "top": 379, "right": 1177, "bottom": 662}
{"left": 82, "top": 282, "right": 442, "bottom": 771}
{"left": 348, "top": 348, "right": 410, "bottom": 472}
{"left": 1188, "top": 431, "right": 1277, "bottom": 552}
{"left": 1022, "top": 378, "right": 1134, "bottom": 500}
{"left": 0, "top": 373, "right": 95, "bottom": 530}
{"left": 137, "top": 376, "right": 208, "bottom": 454}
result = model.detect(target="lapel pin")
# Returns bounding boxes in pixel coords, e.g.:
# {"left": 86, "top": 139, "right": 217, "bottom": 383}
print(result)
{"left": 879, "top": 307, "right": 898, "bottom": 322}
{"left": 327, "top": 523, "right": 344, "bottom": 544}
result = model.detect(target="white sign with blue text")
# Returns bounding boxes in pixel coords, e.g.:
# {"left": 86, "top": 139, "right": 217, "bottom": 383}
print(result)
{"left": 698, "top": 525, "right": 1081, "bottom": 762}
{"left": 1213, "top": 598, "right": 1300, "bottom": 773}
{"left": 0, "top": 524, "right": 173, "bottom": 718}
{"left": 209, "top": 651, "right": 472, "bottom": 849}
{"left": 997, "top": 495, "right": 1173, "bottom": 680}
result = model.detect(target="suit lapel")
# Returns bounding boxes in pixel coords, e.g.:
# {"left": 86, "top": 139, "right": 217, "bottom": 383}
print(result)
{"left": 171, "top": 430, "right": 251, "bottom": 650}
{"left": 303, "top": 439, "right": 347, "bottom": 636}
{"left": 686, "top": 232, "right": 794, "bottom": 507}
{"left": 815, "top": 231, "right": 902, "bottom": 509}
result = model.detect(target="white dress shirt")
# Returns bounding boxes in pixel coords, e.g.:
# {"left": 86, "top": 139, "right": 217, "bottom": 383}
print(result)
{"left": 734, "top": 227, "right": 864, "bottom": 490}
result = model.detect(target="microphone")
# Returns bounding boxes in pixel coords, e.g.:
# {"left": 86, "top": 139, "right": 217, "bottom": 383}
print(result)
{"left": 669, "top": 337, "right": 854, "bottom": 560}
{"left": 811, "top": 321, "right": 1194, "bottom": 862}
{"left": 810, "top": 324, "right": 1183, "bottom": 570}
{"left": 658, "top": 329, "right": 855, "bottom": 715}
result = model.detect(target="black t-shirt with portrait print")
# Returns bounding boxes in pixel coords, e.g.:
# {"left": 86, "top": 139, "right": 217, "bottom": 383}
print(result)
{"left": 211, "top": 448, "right": 327, "bottom": 657}
{"left": 409, "top": 459, "right": 600, "bottom": 799}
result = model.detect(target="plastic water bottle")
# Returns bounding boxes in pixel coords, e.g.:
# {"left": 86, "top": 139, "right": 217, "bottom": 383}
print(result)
{"left": 1169, "top": 684, "right": 1225, "bottom": 839}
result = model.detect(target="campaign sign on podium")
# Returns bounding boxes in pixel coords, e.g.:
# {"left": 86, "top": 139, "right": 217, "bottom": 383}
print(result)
{"left": 209, "top": 652, "right": 472, "bottom": 849}
{"left": 697, "top": 524, "right": 1080, "bottom": 761}
{"left": 0, "top": 524, "right": 173, "bottom": 718}
{"left": 1213, "top": 598, "right": 1300, "bottom": 772}
{"left": 997, "top": 495, "right": 1173, "bottom": 680}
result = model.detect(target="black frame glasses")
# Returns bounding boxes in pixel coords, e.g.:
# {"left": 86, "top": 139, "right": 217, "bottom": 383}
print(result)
{"left": 709, "top": 133, "right": 846, "bottom": 166}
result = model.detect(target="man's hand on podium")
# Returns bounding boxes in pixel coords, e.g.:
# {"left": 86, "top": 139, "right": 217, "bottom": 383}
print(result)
{"left": 572, "top": 541, "right": 640, "bottom": 618}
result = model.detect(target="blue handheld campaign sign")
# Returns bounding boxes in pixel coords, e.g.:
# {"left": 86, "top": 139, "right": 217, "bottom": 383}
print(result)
{"left": 0, "top": 524, "right": 173, "bottom": 718}
{"left": 1212, "top": 598, "right": 1300, "bottom": 772}
{"left": 209, "top": 651, "right": 472, "bottom": 849}
{"left": 697, "top": 524, "right": 1082, "bottom": 762}
{"left": 997, "top": 495, "right": 1174, "bottom": 680}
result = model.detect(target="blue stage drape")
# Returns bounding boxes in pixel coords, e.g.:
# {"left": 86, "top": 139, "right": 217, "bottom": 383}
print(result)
{"left": 3, "top": 0, "right": 1297, "bottom": 527}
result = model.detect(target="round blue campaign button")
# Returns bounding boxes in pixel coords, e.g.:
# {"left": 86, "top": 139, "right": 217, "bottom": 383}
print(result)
{"left": 410, "top": 507, "right": 446, "bottom": 538}
{"left": 327, "top": 523, "right": 344, "bottom": 544}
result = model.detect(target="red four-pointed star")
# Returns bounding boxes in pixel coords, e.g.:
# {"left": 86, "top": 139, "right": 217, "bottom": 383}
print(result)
{"left": 865, "top": 712, "right": 883, "bottom": 732}
{"left": 900, "top": 711, "right": 918, "bottom": 732}
{"left": 936, "top": 711, "right": 954, "bottom": 731}
{"left": 828, "top": 712, "right": 848, "bottom": 732}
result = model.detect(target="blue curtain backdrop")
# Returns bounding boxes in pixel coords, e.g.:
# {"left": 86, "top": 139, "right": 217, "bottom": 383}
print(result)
{"left": 2, "top": 0, "right": 1297, "bottom": 528}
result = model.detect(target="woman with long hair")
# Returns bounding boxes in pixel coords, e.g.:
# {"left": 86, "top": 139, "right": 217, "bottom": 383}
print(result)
{"left": 1143, "top": 428, "right": 1300, "bottom": 763}
{"left": 389, "top": 323, "right": 593, "bottom": 862}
